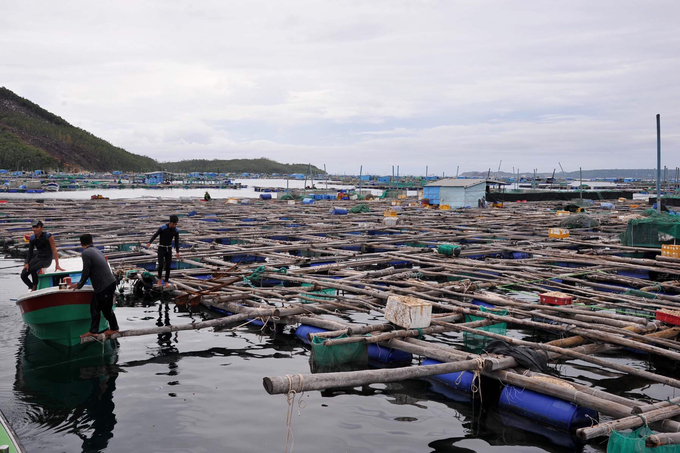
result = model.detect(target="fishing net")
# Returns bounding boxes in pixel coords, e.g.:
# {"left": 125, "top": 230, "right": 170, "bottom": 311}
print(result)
{"left": 311, "top": 333, "right": 368, "bottom": 367}
{"left": 559, "top": 214, "right": 600, "bottom": 229}
{"left": 437, "top": 244, "right": 461, "bottom": 257}
{"left": 464, "top": 306, "right": 508, "bottom": 354}
{"left": 349, "top": 204, "right": 370, "bottom": 213}
{"left": 300, "top": 283, "right": 337, "bottom": 303}
{"left": 607, "top": 425, "right": 680, "bottom": 453}
{"left": 279, "top": 193, "right": 303, "bottom": 201}
{"left": 620, "top": 212, "right": 680, "bottom": 248}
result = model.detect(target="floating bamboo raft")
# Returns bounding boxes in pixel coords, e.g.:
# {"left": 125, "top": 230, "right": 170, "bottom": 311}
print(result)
{"left": 2, "top": 196, "right": 680, "bottom": 446}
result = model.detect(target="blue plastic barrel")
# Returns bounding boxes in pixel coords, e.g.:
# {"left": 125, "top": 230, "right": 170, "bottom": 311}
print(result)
{"left": 421, "top": 358, "right": 476, "bottom": 393}
{"left": 295, "top": 324, "right": 327, "bottom": 345}
{"left": 302, "top": 198, "right": 315, "bottom": 204}
{"left": 499, "top": 385, "right": 598, "bottom": 430}
{"left": 260, "top": 193, "right": 272, "bottom": 200}
{"left": 329, "top": 207, "right": 348, "bottom": 215}
{"left": 368, "top": 344, "right": 412, "bottom": 363}
{"left": 471, "top": 299, "right": 495, "bottom": 309}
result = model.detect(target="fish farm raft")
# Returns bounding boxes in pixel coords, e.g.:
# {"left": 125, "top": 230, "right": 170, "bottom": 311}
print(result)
{"left": 3, "top": 195, "right": 680, "bottom": 451}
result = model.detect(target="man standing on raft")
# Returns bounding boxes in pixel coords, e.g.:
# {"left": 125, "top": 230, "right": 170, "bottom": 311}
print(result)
{"left": 68, "top": 234, "right": 119, "bottom": 338}
{"left": 146, "top": 214, "right": 180, "bottom": 287}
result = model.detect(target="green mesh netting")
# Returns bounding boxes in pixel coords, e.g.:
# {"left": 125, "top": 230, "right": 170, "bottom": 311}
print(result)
{"left": 349, "top": 204, "right": 370, "bottom": 213}
{"left": 311, "top": 333, "right": 368, "bottom": 367}
{"left": 437, "top": 244, "right": 461, "bottom": 257}
{"left": 620, "top": 212, "right": 680, "bottom": 248}
{"left": 300, "top": 283, "right": 337, "bottom": 303}
{"left": 279, "top": 193, "right": 303, "bottom": 201}
{"left": 464, "top": 306, "right": 508, "bottom": 354}
{"left": 607, "top": 425, "right": 680, "bottom": 453}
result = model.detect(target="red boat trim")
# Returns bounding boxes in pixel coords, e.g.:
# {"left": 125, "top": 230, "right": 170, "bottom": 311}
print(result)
{"left": 18, "top": 291, "right": 93, "bottom": 314}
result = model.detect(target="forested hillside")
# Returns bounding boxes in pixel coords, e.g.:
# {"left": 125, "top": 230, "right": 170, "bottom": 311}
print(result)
{"left": 0, "top": 87, "right": 158, "bottom": 172}
{"left": 162, "top": 158, "right": 324, "bottom": 174}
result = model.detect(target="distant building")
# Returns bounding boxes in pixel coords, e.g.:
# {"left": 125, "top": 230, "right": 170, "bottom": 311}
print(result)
{"left": 144, "top": 171, "right": 173, "bottom": 185}
{"left": 423, "top": 178, "right": 488, "bottom": 208}
{"left": 377, "top": 176, "right": 391, "bottom": 183}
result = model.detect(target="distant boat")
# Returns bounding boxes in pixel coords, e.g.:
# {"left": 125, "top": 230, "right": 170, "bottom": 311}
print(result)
{"left": 15, "top": 258, "right": 115, "bottom": 346}
{"left": 44, "top": 182, "right": 59, "bottom": 192}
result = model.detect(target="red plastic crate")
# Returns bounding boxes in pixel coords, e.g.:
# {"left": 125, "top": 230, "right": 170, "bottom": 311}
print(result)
{"left": 539, "top": 293, "right": 573, "bottom": 305}
{"left": 656, "top": 310, "right": 680, "bottom": 326}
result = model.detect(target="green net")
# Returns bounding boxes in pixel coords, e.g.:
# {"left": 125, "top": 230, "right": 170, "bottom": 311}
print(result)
{"left": 620, "top": 212, "right": 680, "bottom": 248}
{"left": 279, "top": 193, "right": 303, "bottom": 201}
{"left": 437, "top": 244, "right": 461, "bottom": 257}
{"left": 300, "top": 283, "right": 337, "bottom": 303}
{"left": 464, "top": 306, "right": 508, "bottom": 354}
{"left": 607, "top": 425, "right": 680, "bottom": 453}
{"left": 349, "top": 203, "right": 370, "bottom": 213}
{"left": 311, "top": 334, "right": 368, "bottom": 367}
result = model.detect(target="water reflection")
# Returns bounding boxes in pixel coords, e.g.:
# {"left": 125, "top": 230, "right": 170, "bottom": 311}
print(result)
{"left": 15, "top": 329, "right": 119, "bottom": 452}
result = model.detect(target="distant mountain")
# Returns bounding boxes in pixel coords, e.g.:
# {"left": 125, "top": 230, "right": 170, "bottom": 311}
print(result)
{"left": 462, "top": 168, "right": 676, "bottom": 179}
{"left": 0, "top": 88, "right": 327, "bottom": 175}
{"left": 161, "top": 158, "right": 324, "bottom": 175}
{"left": 0, "top": 87, "right": 159, "bottom": 172}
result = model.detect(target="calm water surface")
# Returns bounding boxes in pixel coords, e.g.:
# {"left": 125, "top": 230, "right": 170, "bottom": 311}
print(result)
{"left": 3, "top": 254, "right": 674, "bottom": 452}
{"left": 0, "top": 178, "right": 392, "bottom": 201}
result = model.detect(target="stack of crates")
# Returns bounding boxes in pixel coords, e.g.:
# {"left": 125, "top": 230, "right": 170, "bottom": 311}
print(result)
{"left": 661, "top": 244, "right": 680, "bottom": 258}
{"left": 549, "top": 228, "right": 570, "bottom": 238}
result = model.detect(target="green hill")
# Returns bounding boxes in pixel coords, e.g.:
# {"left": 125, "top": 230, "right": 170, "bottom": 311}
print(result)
{"left": 0, "top": 87, "right": 326, "bottom": 174}
{"left": 0, "top": 87, "right": 158, "bottom": 172}
{"left": 161, "top": 158, "right": 324, "bottom": 174}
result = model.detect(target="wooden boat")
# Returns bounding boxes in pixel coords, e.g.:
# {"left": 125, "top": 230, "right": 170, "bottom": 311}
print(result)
{"left": 15, "top": 258, "right": 114, "bottom": 346}
{"left": 0, "top": 407, "right": 27, "bottom": 453}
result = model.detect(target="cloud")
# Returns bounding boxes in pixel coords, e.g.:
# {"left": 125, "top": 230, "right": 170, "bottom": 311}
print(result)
{"left": 1, "top": 0, "right": 679, "bottom": 174}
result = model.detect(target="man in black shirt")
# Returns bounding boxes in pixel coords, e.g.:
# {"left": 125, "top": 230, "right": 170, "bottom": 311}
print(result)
{"left": 146, "top": 215, "right": 180, "bottom": 286}
{"left": 21, "top": 220, "right": 64, "bottom": 290}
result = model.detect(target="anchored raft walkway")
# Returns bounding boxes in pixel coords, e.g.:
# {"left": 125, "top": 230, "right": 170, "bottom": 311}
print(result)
{"left": 2, "top": 196, "right": 680, "bottom": 447}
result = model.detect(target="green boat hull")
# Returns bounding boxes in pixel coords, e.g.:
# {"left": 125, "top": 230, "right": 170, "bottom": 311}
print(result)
{"left": 18, "top": 288, "right": 112, "bottom": 347}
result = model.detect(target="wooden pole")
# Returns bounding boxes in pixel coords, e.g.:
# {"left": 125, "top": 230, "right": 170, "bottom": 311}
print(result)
{"left": 263, "top": 358, "right": 483, "bottom": 394}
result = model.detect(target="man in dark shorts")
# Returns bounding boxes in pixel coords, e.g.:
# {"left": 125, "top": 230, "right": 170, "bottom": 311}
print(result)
{"left": 21, "top": 219, "right": 64, "bottom": 290}
{"left": 146, "top": 214, "right": 181, "bottom": 286}
{"left": 68, "top": 234, "right": 119, "bottom": 338}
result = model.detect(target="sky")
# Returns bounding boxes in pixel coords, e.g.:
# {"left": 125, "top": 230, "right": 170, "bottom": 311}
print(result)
{"left": 2, "top": 0, "right": 679, "bottom": 175}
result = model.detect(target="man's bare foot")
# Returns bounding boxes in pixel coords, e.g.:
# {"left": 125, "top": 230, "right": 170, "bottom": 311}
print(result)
{"left": 103, "top": 329, "right": 119, "bottom": 336}
{"left": 80, "top": 332, "right": 97, "bottom": 338}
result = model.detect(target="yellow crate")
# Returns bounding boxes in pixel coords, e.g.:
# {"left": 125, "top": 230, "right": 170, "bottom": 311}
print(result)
{"left": 391, "top": 200, "right": 402, "bottom": 206}
{"left": 662, "top": 244, "right": 680, "bottom": 258}
{"left": 556, "top": 210, "right": 570, "bottom": 216}
{"left": 439, "top": 204, "right": 450, "bottom": 210}
{"left": 549, "top": 228, "right": 570, "bottom": 239}
{"left": 384, "top": 208, "right": 398, "bottom": 217}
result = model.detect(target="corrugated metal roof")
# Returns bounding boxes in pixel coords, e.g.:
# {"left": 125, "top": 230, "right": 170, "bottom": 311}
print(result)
{"left": 425, "top": 178, "right": 487, "bottom": 188}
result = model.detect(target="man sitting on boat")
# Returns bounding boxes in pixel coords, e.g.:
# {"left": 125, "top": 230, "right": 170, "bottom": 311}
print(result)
{"left": 67, "top": 234, "right": 120, "bottom": 338}
{"left": 21, "top": 220, "right": 64, "bottom": 291}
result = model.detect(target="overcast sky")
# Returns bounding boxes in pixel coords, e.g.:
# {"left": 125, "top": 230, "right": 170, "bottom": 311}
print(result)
{"left": 2, "top": 1, "right": 679, "bottom": 175}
